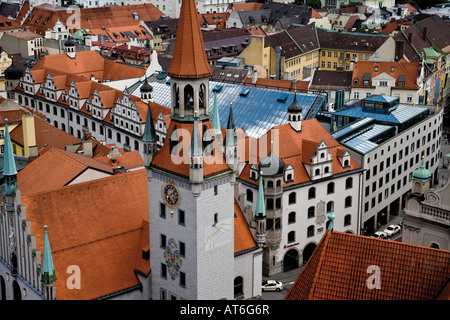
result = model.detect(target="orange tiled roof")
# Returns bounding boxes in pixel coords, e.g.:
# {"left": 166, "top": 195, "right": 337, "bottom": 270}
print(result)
{"left": 151, "top": 118, "right": 231, "bottom": 179}
{"left": 0, "top": 14, "right": 21, "bottom": 30}
{"left": 285, "top": 231, "right": 450, "bottom": 300}
{"left": 352, "top": 60, "right": 420, "bottom": 90}
{"left": 94, "top": 149, "right": 144, "bottom": 169}
{"left": 31, "top": 51, "right": 146, "bottom": 82}
{"left": 234, "top": 200, "right": 257, "bottom": 254}
{"left": 9, "top": 115, "right": 80, "bottom": 156}
{"left": 230, "top": 2, "right": 264, "bottom": 11}
{"left": 22, "top": 3, "right": 164, "bottom": 35}
{"left": 17, "top": 147, "right": 114, "bottom": 196}
{"left": 0, "top": 109, "right": 29, "bottom": 126}
{"left": 21, "top": 169, "right": 149, "bottom": 300}
{"left": 311, "top": 8, "right": 323, "bottom": 19}
{"left": 239, "top": 120, "right": 360, "bottom": 187}
{"left": 167, "top": 0, "right": 212, "bottom": 78}
{"left": 90, "top": 25, "right": 152, "bottom": 44}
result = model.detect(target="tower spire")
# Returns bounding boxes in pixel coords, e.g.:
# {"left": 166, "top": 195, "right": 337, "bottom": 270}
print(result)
{"left": 42, "top": 225, "right": 57, "bottom": 300}
{"left": 167, "top": 0, "right": 211, "bottom": 79}
{"left": 143, "top": 103, "right": 158, "bottom": 166}
{"left": 255, "top": 172, "right": 266, "bottom": 247}
{"left": 3, "top": 119, "right": 17, "bottom": 196}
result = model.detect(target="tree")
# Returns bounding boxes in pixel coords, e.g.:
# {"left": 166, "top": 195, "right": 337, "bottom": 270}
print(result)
{"left": 293, "top": 0, "right": 321, "bottom": 9}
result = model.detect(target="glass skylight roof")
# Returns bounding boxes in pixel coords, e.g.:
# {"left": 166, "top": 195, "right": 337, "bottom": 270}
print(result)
{"left": 130, "top": 74, "right": 325, "bottom": 138}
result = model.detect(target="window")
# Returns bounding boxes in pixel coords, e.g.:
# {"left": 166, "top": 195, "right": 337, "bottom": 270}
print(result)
{"left": 288, "top": 212, "right": 296, "bottom": 224}
{"left": 214, "top": 185, "right": 218, "bottom": 195}
{"left": 214, "top": 213, "right": 218, "bottom": 225}
{"left": 327, "top": 182, "right": 335, "bottom": 194}
{"left": 178, "top": 209, "right": 185, "bottom": 226}
{"left": 179, "top": 241, "right": 185, "bottom": 257}
{"left": 160, "top": 203, "right": 166, "bottom": 218}
{"left": 308, "top": 187, "right": 316, "bottom": 199}
{"left": 345, "top": 196, "right": 352, "bottom": 208}
{"left": 160, "top": 234, "right": 166, "bottom": 248}
{"left": 307, "top": 206, "right": 315, "bottom": 219}
{"left": 345, "top": 177, "right": 353, "bottom": 189}
{"left": 344, "top": 214, "right": 351, "bottom": 226}
{"left": 307, "top": 225, "right": 314, "bottom": 237}
{"left": 288, "top": 192, "right": 296, "bottom": 205}
{"left": 180, "top": 272, "right": 186, "bottom": 287}
{"left": 161, "top": 263, "right": 167, "bottom": 279}
{"left": 326, "top": 201, "right": 334, "bottom": 213}
{"left": 288, "top": 231, "right": 295, "bottom": 243}
{"left": 246, "top": 189, "right": 253, "bottom": 203}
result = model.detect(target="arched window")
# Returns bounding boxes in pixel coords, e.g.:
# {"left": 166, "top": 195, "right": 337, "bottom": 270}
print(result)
{"left": 134, "top": 140, "right": 139, "bottom": 151}
{"left": 173, "top": 83, "right": 180, "bottom": 108}
{"left": 307, "top": 206, "right": 315, "bottom": 218}
{"left": 267, "top": 181, "right": 273, "bottom": 188}
{"left": 288, "top": 211, "right": 295, "bottom": 224}
{"left": 246, "top": 189, "right": 253, "bottom": 203}
{"left": 327, "top": 201, "right": 334, "bottom": 213}
{"left": 344, "top": 214, "right": 351, "bottom": 226}
{"left": 234, "top": 276, "right": 243, "bottom": 297}
{"left": 327, "top": 182, "right": 335, "bottom": 194}
{"left": 288, "top": 192, "right": 296, "bottom": 204}
{"left": 344, "top": 159, "right": 350, "bottom": 167}
{"left": 199, "top": 83, "right": 206, "bottom": 110}
{"left": 315, "top": 168, "right": 320, "bottom": 176}
{"left": 307, "top": 225, "right": 314, "bottom": 237}
{"left": 308, "top": 187, "right": 316, "bottom": 199}
{"left": 288, "top": 231, "right": 295, "bottom": 243}
{"left": 345, "top": 196, "right": 352, "bottom": 208}
{"left": 345, "top": 177, "right": 353, "bottom": 189}
{"left": 184, "top": 84, "right": 194, "bottom": 109}
{"left": 324, "top": 166, "right": 329, "bottom": 173}
{"left": 13, "top": 280, "right": 21, "bottom": 300}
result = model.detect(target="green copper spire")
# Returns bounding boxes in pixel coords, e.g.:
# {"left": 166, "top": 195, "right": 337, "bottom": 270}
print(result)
{"left": 3, "top": 119, "right": 17, "bottom": 196}
{"left": 412, "top": 159, "right": 432, "bottom": 181}
{"left": 41, "top": 225, "right": 56, "bottom": 285}
{"left": 189, "top": 113, "right": 203, "bottom": 157}
{"left": 327, "top": 202, "right": 335, "bottom": 231}
{"left": 255, "top": 172, "right": 266, "bottom": 218}
{"left": 142, "top": 103, "right": 157, "bottom": 142}
{"left": 225, "top": 102, "right": 237, "bottom": 146}
{"left": 211, "top": 91, "right": 221, "bottom": 135}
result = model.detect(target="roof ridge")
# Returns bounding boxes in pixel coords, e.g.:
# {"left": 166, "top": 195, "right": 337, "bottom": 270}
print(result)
{"left": 52, "top": 225, "right": 144, "bottom": 254}
{"left": 22, "top": 167, "right": 145, "bottom": 198}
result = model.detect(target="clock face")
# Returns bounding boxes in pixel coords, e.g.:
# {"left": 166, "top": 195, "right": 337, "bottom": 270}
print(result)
{"left": 162, "top": 183, "right": 180, "bottom": 207}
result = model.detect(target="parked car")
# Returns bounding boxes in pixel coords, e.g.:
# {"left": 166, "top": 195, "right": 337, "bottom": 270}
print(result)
{"left": 371, "top": 231, "right": 387, "bottom": 239}
{"left": 384, "top": 224, "right": 401, "bottom": 237}
{"left": 262, "top": 280, "right": 283, "bottom": 292}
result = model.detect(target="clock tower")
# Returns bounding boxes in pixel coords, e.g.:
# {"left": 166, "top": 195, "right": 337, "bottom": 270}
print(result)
{"left": 146, "top": 0, "right": 238, "bottom": 300}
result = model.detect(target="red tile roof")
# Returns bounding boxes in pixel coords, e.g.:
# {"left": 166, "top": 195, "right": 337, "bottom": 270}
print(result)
{"left": 239, "top": 120, "right": 360, "bottom": 187}
{"left": 151, "top": 118, "right": 231, "bottom": 179}
{"left": 352, "top": 60, "right": 420, "bottom": 90}
{"left": 21, "top": 3, "right": 164, "bottom": 35}
{"left": 234, "top": 200, "right": 257, "bottom": 254}
{"left": 17, "top": 147, "right": 114, "bottom": 196}
{"left": 285, "top": 231, "right": 450, "bottom": 300}
{"left": 167, "top": 0, "right": 212, "bottom": 78}
{"left": 21, "top": 169, "right": 149, "bottom": 300}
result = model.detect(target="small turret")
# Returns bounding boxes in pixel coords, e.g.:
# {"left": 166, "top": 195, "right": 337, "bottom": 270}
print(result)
{"left": 255, "top": 172, "right": 266, "bottom": 247}
{"left": 64, "top": 36, "right": 76, "bottom": 59}
{"left": 140, "top": 78, "right": 153, "bottom": 104}
{"left": 142, "top": 103, "right": 158, "bottom": 167}
{"left": 189, "top": 112, "right": 204, "bottom": 193}
{"left": 41, "top": 225, "right": 57, "bottom": 300}
{"left": 411, "top": 159, "right": 432, "bottom": 196}
{"left": 224, "top": 102, "right": 239, "bottom": 174}
{"left": 287, "top": 93, "right": 302, "bottom": 132}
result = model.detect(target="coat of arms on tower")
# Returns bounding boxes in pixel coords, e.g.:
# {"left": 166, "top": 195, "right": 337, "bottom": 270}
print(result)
{"left": 164, "top": 238, "right": 182, "bottom": 280}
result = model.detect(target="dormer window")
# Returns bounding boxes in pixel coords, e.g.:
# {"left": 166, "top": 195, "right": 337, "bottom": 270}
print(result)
{"left": 353, "top": 78, "right": 359, "bottom": 85}
{"left": 250, "top": 164, "right": 258, "bottom": 181}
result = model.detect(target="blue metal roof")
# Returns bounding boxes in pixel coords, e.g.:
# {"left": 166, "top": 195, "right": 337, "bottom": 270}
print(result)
{"left": 131, "top": 74, "right": 325, "bottom": 138}
{"left": 333, "top": 103, "right": 428, "bottom": 125}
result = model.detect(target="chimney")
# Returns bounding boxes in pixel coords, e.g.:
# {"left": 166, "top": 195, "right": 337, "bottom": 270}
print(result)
{"left": 407, "top": 32, "right": 413, "bottom": 43}
{"left": 22, "top": 114, "right": 38, "bottom": 157}
{"left": 395, "top": 40, "right": 404, "bottom": 61}
{"left": 82, "top": 140, "right": 93, "bottom": 158}
{"left": 252, "top": 69, "right": 258, "bottom": 84}
{"left": 423, "top": 27, "right": 428, "bottom": 41}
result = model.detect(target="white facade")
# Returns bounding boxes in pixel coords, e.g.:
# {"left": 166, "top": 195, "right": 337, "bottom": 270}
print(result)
{"left": 346, "top": 108, "right": 444, "bottom": 232}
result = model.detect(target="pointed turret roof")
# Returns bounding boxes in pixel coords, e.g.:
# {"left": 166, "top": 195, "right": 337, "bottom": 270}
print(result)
{"left": 3, "top": 119, "right": 17, "bottom": 178}
{"left": 189, "top": 114, "right": 203, "bottom": 157}
{"left": 412, "top": 159, "right": 432, "bottom": 181}
{"left": 255, "top": 173, "right": 266, "bottom": 219}
{"left": 41, "top": 225, "right": 57, "bottom": 285}
{"left": 167, "top": 0, "right": 212, "bottom": 79}
{"left": 211, "top": 91, "right": 221, "bottom": 135}
{"left": 140, "top": 77, "right": 153, "bottom": 93}
{"left": 225, "top": 103, "right": 237, "bottom": 146}
{"left": 288, "top": 92, "right": 302, "bottom": 113}
{"left": 142, "top": 103, "right": 157, "bottom": 142}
